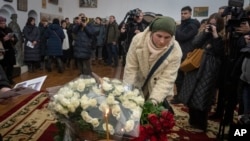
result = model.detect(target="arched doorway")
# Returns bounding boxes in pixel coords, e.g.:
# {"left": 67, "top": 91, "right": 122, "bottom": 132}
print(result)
{"left": 0, "top": 4, "right": 16, "bottom": 23}
{"left": 28, "top": 10, "right": 38, "bottom": 25}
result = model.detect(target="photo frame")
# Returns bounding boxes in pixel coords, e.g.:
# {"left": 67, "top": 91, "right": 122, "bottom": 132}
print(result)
{"left": 4, "top": 0, "right": 13, "bottom": 2}
{"left": 79, "top": 0, "right": 97, "bottom": 8}
{"left": 48, "top": 0, "right": 58, "bottom": 5}
{"left": 193, "top": 7, "right": 209, "bottom": 17}
{"left": 17, "top": 0, "right": 28, "bottom": 12}
{"left": 59, "top": 7, "right": 62, "bottom": 13}
{"left": 42, "top": 0, "right": 46, "bottom": 9}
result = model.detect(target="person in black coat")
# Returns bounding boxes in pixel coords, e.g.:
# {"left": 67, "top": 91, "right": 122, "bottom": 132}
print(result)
{"left": 0, "top": 16, "right": 18, "bottom": 84}
{"left": 44, "top": 18, "right": 65, "bottom": 73}
{"left": 178, "top": 13, "right": 225, "bottom": 131}
{"left": 73, "top": 17, "right": 95, "bottom": 75}
{"left": 22, "top": 17, "right": 41, "bottom": 73}
{"left": 171, "top": 6, "right": 200, "bottom": 104}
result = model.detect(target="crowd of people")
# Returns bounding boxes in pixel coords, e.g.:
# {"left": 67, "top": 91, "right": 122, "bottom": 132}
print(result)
{"left": 0, "top": 4, "right": 250, "bottom": 137}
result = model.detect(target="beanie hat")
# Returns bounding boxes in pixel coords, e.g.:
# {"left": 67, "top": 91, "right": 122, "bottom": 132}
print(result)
{"left": 0, "top": 16, "right": 6, "bottom": 23}
{"left": 149, "top": 16, "right": 176, "bottom": 36}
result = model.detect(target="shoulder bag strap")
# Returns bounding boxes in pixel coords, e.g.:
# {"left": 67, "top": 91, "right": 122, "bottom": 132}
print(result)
{"left": 142, "top": 45, "right": 174, "bottom": 91}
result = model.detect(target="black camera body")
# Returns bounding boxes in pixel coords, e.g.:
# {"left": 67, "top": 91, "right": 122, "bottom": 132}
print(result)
{"left": 228, "top": 0, "right": 244, "bottom": 7}
{"left": 222, "top": 0, "right": 247, "bottom": 38}
{"left": 207, "top": 25, "right": 213, "bottom": 32}
{"left": 126, "top": 8, "right": 141, "bottom": 22}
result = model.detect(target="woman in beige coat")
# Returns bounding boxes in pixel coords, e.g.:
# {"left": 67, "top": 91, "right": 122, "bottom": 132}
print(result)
{"left": 123, "top": 16, "right": 182, "bottom": 104}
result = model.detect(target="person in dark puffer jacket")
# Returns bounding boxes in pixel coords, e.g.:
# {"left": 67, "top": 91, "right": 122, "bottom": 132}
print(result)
{"left": 73, "top": 17, "right": 95, "bottom": 75}
{"left": 44, "top": 18, "right": 65, "bottom": 73}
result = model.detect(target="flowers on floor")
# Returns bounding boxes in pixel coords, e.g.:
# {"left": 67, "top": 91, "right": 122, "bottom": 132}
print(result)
{"left": 131, "top": 101, "right": 175, "bottom": 141}
{"left": 48, "top": 76, "right": 145, "bottom": 140}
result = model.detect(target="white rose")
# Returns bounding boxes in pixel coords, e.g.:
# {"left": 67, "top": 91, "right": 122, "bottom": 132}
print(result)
{"left": 113, "top": 85, "right": 124, "bottom": 96}
{"left": 59, "top": 97, "right": 71, "bottom": 107}
{"left": 102, "top": 81, "right": 113, "bottom": 91}
{"left": 67, "top": 104, "right": 76, "bottom": 113}
{"left": 122, "top": 100, "right": 136, "bottom": 109}
{"left": 76, "top": 82, "right": 86, "bottom": 92}
{"left": 130, "top": 108, "right": 142, "bottom": 120}
{"left": 92, "top": 86, "right": 103, "bottom": 95}
{"left": 106, "top": 95, "right": 118, "bottom": 105}
{"left": 124, "top": 120, "right": 135, "bottom": 132}
{"left": 133, "top": 89, "right": 140, "bottom": 96}
{"left": 102, "top": 124, "right": 115, "bottom": 135}
{"left": 73, "top": 92, "right": 80, "bottom": 99}
{"left": 81, "top": 111, "right": 92, "bottom": 123}
{"left": 70, "top": 97, "right": 80, "bottom": 108}
{"left": 102, "top": 77, "right": 110, "bottom": 82}
{"left": 81, "top": 101, "right": 90, "bottom": 110}
{"left": 64, "top": 90, "right": 74, "bottom": 98}
{"left": 111, "top": 79, "right": 122, "bottom": 84}
{"left": 91, "top": 118, "right": 100, "bottom": 127}
{"left": 99, "top": 102, "right": 109, "bottom": 113}
{"left": 125, "top": 91, "right": 137, "bottom": 98}
{"left": 55, "top": 104, "right": 68, "bottom": 116}
{"left": 89, "top": 78, "right": 96, "bottom": 84}
{"left": 111, "top": 105, "right": 121, "bottom": 119}
{"left": 89, "top": 99, "right": 97, "bottom": 107}
{"left": 133, "top": 96, "right": 145, "bottom": 106}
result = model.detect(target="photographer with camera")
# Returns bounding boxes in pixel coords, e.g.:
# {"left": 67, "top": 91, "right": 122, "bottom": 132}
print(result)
{"left": 72, "top": 16, "right": 96, "bottom": 75}
{"left": 119, "top": 8, "right": 149, "bottom": 66}
{"left": 177, "top": 13, "right": 225, "bottom": 131}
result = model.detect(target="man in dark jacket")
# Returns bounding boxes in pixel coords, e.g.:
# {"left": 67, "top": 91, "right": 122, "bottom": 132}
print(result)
{"left": 0, "top": 16, "right": 18, "bottom": 84}
{"left": 171, "top": 6, "right": 200, "bottom": 104}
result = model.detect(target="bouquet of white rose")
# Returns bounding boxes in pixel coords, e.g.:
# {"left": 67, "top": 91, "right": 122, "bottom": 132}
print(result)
{"left": 48, "top": 75, "right": 145, "bottom": 141}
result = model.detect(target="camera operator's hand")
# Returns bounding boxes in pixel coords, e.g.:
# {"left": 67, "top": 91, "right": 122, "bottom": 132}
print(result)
{"left": 134, "top": 29, "right": 141, "bottom": 34}
{"left": 205, "top": 24, "right": 219, "bottom": 38}
{"left": 235, "top": 21, "right": 250, "bottom": 34}
{"left": 244, "top": 34, "right": 250, "bottom": 44}
{"left": 120, "top": 27, "right": 126, "bottom": 33}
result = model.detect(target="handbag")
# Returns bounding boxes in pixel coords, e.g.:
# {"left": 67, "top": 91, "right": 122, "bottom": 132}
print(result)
{"left": 142, "top": 45, "right": 174, "bottom": 114}
{"left": 180, "top": 48, "right": 204, "bottom": 72}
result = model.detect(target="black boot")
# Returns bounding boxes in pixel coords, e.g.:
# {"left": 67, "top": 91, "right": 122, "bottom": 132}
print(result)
{"left": 56, "top": 58, "right": 64, "bottom": 73}
{"left": 45, "top": 57, "right": 52, "bottom": 72}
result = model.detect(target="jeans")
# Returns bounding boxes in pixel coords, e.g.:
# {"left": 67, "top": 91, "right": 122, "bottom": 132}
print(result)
{"left": 106, "top": 43, "right": 118, "bottom": 66}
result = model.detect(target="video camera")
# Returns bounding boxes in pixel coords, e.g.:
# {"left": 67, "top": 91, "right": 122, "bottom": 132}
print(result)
{"left": 222, "top": 0, "right": 247, "bottom": 37}
{"left": 125, "top": 8, "right": 142, "bottom": 23}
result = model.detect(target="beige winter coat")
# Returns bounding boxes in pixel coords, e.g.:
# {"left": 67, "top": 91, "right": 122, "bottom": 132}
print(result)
{"left": 123, "top": 27, "right": 182, "bottom": 103}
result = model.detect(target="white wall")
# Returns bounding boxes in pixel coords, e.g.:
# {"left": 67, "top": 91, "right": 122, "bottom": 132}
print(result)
{"left": 0, "top": 0, "right": 249, "bottom": 30}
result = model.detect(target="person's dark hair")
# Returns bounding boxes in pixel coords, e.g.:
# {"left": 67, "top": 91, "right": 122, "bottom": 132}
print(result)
{"left": 61, "top": 20, "right": 66, "bottom": 25}
{"left": 26, "top": 17, "right": 35, "bottom": 26}
{"left": 207, "top": 13, "right": 224, "bottom": 33}
{"left": 53, "top": 18, "right": 60, "bottom": 25}
{"left": 181, "top": 6, "right": 192, "bottom": 12}
{"left": 96, "top": 17, "right": 102, "bottom": 21}
{"left": 200, "top": 18, "right": 208, "bottom": 24}
{"left": 219, "top": 6, "right": 227, "bottom": 10}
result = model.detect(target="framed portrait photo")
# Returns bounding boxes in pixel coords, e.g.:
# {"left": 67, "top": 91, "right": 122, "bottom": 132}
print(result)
{"left": 17, "top": 0, "right": 28, "bottom": 12}
{"left": 193, "top": 7, "right": 209, "bottom": 17}
{"left": 48, "top": 0, "right": 58, "bottom": 5}
{"left": 79, "top": 0, "right": 97, "bottom": 8}
{"left": 4, "top": 0, "right": 13, "bottom": 2}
